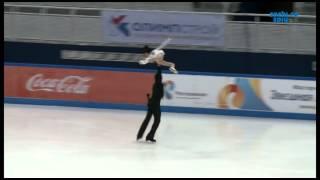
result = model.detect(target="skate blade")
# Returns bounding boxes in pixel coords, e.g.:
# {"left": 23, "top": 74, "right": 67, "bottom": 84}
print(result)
{"left": 170, "top": 69, "right": 178, "bottom": 74}
{"left": 136, "top": 140, "right": 156, "bottom": 144}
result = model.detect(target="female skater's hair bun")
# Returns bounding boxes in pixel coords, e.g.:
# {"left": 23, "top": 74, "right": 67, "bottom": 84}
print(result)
{"left": 143, "top": 45, "right": 152, "bottom": 53}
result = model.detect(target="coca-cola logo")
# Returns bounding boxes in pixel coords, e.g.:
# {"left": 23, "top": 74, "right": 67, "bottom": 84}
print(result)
{"left": 26, "top": 74, "right": 92, "bottom": 94}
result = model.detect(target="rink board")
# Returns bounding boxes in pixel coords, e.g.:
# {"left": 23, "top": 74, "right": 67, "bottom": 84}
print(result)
{"left": 4, "top": 63, "right": 316, "bottom": 120}
{"left": 5, "top": 41, "right": 315, "bottom": 77}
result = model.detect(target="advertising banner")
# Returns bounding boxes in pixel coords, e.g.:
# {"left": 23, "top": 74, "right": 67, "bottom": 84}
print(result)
{"left": 4, "top": 66, "right": 153, "bottom": 105}
{"left": 5, "top": 65, "right": 316, "bottom": 115}
{"left": 161, "top": 74, "right": 228, "bottom": 108}
{"left": 102, "top": 9, "right": 225, "bottom": 46}
{"left": 216, "top": 77, "right": 316, "bottom": 114}
{"left": 162, "top": 75, "right": 316, "bottom": 114}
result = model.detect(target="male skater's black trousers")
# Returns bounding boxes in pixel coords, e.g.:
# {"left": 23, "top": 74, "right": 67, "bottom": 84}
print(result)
{"left": 137, "top": 106, "right": 161, "bottom": 140}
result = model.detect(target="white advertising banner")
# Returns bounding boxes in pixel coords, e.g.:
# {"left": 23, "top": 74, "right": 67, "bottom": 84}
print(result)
{"left": 102, "top": 9, "right": 225, "bottom": 46}
{"left": 161, "top": 74, "right": 316, "bottom": 114}
{"left": 261, "top": 79, "right": 316, "bottom": 114}
{"left": 161, "top": 74, "right": 229, "bottom": 108}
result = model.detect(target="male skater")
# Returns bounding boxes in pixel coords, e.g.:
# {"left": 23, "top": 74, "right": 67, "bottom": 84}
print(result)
{"left": 137, "top": 66, "right": 164, "bottom": 142}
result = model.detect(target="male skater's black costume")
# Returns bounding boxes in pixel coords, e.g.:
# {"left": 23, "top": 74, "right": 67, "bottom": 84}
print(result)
{"left": 137, "top": 67, "right": 164, "bottom": 142}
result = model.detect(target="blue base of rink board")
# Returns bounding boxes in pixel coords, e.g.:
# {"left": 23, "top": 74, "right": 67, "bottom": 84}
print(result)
{"left": 4, "top": 97, "right": 315, "bottom": 120}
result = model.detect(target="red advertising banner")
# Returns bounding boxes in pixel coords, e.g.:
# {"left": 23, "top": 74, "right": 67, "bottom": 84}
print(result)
{"left": 4, "top": 66, "right": 154, "bottom": 105}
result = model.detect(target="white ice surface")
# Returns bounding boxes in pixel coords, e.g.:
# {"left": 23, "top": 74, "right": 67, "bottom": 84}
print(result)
{"left": 4, "top": 104, "right": 316, "bottom": 178}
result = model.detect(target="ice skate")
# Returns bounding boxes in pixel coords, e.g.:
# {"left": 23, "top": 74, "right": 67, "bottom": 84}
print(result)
{"left": 169, "top": 66, "right": 178, "bottom": 74}
{"left": 136, "top": 134, "right": 143, "bottom": 141}
{"left": 146, "top": 137, "right": 156, "bottom": 143}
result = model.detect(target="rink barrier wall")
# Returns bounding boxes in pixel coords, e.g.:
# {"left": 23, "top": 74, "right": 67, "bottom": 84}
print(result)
{"left": 4, "top": 41, "right": 316, "bottom": 77}
{"left": 4, "top": 62, "right": 315, "bottom": 81}
{"left": 4, "top": 63, "right": 316, "bottom": 120}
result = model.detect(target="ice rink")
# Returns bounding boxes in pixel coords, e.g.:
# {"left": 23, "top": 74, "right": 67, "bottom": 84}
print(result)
{"left": 4, "top": 103, "right": 316, "bottom": 178}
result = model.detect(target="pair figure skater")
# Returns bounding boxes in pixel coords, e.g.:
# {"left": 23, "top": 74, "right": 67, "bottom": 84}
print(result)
{"left": 137, "top": 39, "right": 178, "bottom": 142}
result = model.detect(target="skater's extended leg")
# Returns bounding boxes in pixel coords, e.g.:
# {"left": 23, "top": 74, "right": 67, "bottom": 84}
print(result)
{"left": 146, "top": 108, "right": 161, "bottom": 142}
{"left": 137, "top": 110, "right": 153, "bottom": 140}
{"left": 157, "top": 59, "right": 178, "bottom": 74}
{"left": 158, "top": 59, "right": 174, "bottom": 67}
